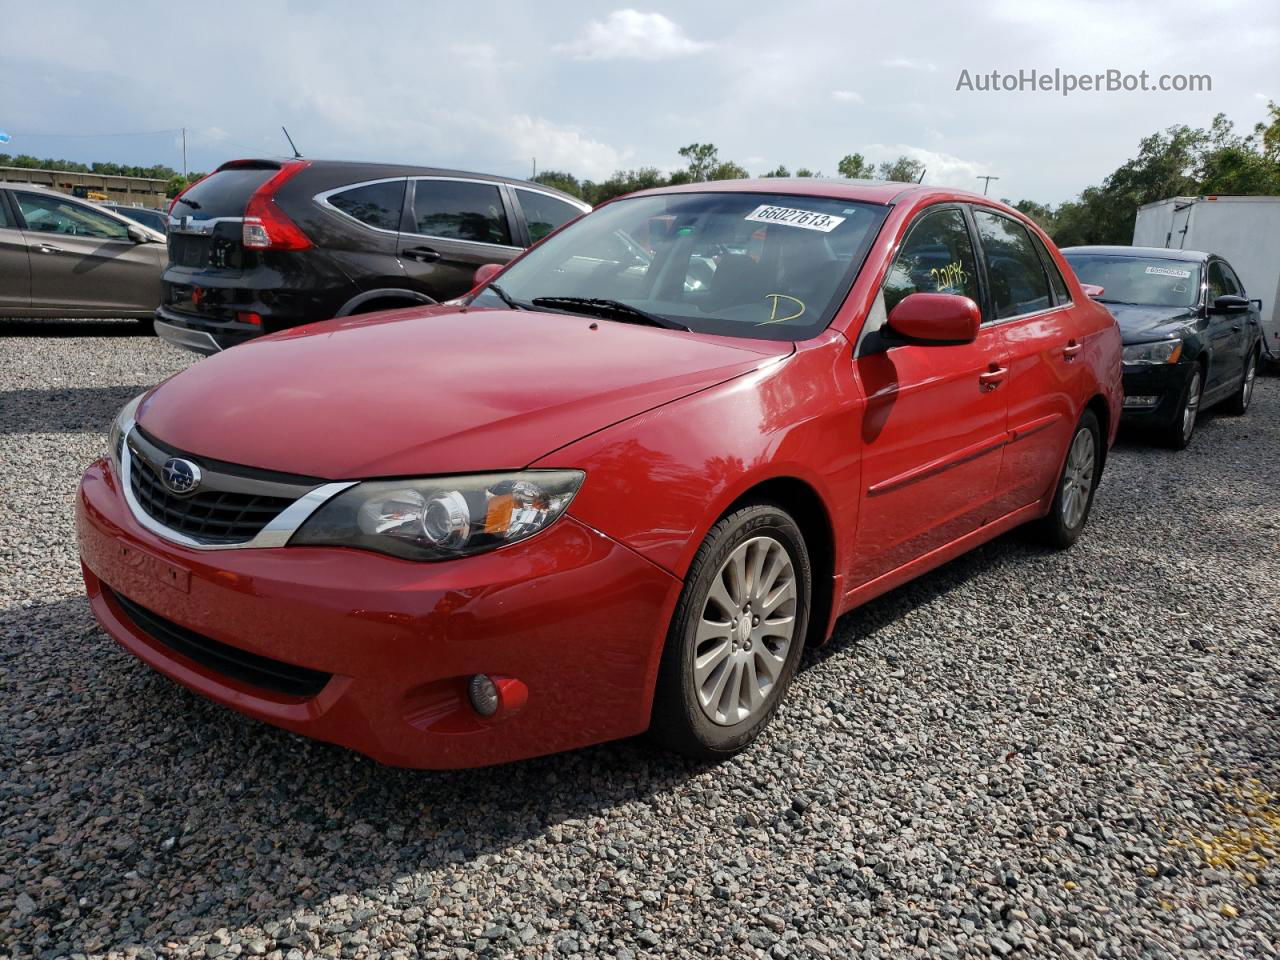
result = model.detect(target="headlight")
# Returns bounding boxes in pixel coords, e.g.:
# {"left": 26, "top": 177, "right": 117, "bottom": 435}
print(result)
{"left": 1122, "top": 340, "right": 1183, "bottom": 365}
{"left": 290, "top": 471, "right": 585, "bottom": 561}
{"left": 107, "top": 393, "right": 146, "bottom": 473}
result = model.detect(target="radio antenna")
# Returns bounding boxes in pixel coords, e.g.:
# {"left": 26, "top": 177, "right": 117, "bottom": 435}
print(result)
{"left": 281, "top": 126, "right": 302, "bottom": 159}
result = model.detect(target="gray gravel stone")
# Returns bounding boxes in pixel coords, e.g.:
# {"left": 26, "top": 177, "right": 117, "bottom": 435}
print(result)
{"left": 2, "top": 322, "right": 1279, "bottom": 959}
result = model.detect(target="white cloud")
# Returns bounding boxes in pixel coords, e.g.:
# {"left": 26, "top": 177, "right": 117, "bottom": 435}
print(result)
{"left": 503, "top": 115, "right": 630, "bottom": 181}
{"left": 881, "top": 57, "right": 937, "bottom": 72}
{"left": 831, "top": 90, "right": 864, "bottom": 103}
{"left": 555, "top": 10, "right": 711, "bottom": 61}
{"left": 863, "top": 144, "right": 990, "bottom": 189}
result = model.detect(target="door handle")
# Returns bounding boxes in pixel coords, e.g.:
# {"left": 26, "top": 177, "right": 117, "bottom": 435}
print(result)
{"left": 1063, "top": 340, "right": 1082, "bottom": 361}
{"left": 402, "top": 246, "right": 441, "bottom": 263}
{"left": 36, "top": 243, "right": 64, "bottom": 254}
{"left": 1231, "top": 323, "right": 1242, "bottom": 332}
{"left": 978, "top": 365, "right": 1008, "bottom": 391}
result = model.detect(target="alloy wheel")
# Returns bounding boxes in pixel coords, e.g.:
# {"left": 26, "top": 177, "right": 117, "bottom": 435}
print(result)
{"left": 694, "top": 536, "right": 797, "bottom": 726}
{"left": 1182, "top": 370, "right": 1202, "bottom": 444}
{"left": 1242, "top": 353, "right": 1257, "bottom": 410}
{"left": 1059, "top": 427, "right": 1096, "bottom": 529}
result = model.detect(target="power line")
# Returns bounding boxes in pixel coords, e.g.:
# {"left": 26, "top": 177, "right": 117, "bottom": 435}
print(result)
{"left": 4, "top": 128, "right": 183, "bottom": 139}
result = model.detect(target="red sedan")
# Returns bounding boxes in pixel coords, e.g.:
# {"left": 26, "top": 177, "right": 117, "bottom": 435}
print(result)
{"left": 76, "top": 180, "right": 1122, "bottom": 768}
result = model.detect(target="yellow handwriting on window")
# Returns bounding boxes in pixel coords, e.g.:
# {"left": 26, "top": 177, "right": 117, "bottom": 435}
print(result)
{"left": 930, "top": 262, "right": 967, "bottom": 292}
{"left": 759, "top": 293, "right": 806, "bottom": 325}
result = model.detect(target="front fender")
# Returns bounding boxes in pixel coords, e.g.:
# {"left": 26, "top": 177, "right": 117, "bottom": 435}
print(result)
{"left": 534, "top": 334, "right": 861, "bottom": 580}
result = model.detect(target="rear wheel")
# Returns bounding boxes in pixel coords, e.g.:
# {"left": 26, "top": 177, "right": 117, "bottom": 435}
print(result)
{"left": 1161, "top": 366, "right": 1202, "bottom": 450}
{"left": 1036, "top": 410, "right": 1101, "bottom": 549}
{"left": 650, "top": 503, "right": 811, "bottom": 759}
{"left": 1224, "top": 348, "right": 1258, "bottom": 416}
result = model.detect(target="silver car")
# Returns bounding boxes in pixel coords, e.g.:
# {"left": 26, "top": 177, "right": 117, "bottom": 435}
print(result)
{"left": 0, "top": 183, "right": 167, "bottom": 320}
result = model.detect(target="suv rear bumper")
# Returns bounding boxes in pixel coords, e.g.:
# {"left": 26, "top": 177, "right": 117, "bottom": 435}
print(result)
{"left": 155, "top": 307, "right": 261, "bottom": 354}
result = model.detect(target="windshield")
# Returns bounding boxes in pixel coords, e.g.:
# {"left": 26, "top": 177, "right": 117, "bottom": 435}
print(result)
{"left": 470, "top": 192, "right": 888, "bottom": 340}
{"left": 1064, "top": 254, "right": 1202, "bottom": 308}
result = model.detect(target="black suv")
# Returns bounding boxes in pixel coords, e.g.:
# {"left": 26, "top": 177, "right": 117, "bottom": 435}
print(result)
{"left": 155, "top": 159, "right": 589, "bottom": 354}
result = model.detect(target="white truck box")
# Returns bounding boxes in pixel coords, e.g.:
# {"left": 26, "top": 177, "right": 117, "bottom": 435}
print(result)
{"left": 1133, "top": 195, "right": 1280, "bottom": 362}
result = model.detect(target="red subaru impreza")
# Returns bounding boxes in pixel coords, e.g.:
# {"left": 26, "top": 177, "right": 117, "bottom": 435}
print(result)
{"left": 77, "top": 180, "right": 1121, "bottom": 768}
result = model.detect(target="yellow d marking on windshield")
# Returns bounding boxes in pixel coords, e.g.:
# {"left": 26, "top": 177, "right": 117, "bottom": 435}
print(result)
{"left": 759, "top": 293, "right": 806, "bottom": 325}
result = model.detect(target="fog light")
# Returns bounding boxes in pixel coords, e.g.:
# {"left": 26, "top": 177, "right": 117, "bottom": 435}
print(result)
{"left": 468, "top": 674, "right": 499, "bottom": 717}
{"left": 235, "top": 311, "right": 263, "bottom": 327}
{"left": 1123, "top": 395, "right": 1159, "bottom": 409}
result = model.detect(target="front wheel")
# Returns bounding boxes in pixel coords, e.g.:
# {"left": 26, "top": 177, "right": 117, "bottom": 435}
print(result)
{"left": 1161, "top": 366, "right": 1202, "bottom": 449}
{"left": 649, "top": 503, "right": 811, "bottom": 760}
{"left": 1035, "top": 410, "right": 1102, "bottom": 550}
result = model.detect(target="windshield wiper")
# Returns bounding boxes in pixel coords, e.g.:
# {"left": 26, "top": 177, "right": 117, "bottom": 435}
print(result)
{"left": 530, "top": 296, "right": 690, "bottom": 332}
{"left": 172, "top": 195, "right": 200, "bottom": 210}
{"left": 486, "top": 282, "right": 528, "bottom": 311}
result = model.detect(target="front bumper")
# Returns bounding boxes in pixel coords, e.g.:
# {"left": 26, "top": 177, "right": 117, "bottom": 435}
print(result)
{"left": 1120, "top": 360, "right": 1195, "bottom": 428}
{"left": 76, "top": 458, "right": 681, "bottom": 768}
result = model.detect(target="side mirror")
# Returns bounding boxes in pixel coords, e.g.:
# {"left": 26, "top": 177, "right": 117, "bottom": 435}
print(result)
{"left": 127, "top": 224, "right": 152, "bottom": 244}
{"left": 886, "top": 293, "right": 980, "bottom": 345}
{"left": 1080, "top": 283, "right": 1105, "bottom": 299}
{"left": 473, "top": 263, "right": 504, "bottom": 288}
{"left": 1211, "top": 294, "right": 1249, "bottom": 314}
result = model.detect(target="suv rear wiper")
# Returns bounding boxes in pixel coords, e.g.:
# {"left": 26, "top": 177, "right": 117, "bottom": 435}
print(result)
{"left": 530, "top": 296, "right": 690, "bottom": 332}
{"left": 172, "top": 196, "right": 200, "bottom": 210}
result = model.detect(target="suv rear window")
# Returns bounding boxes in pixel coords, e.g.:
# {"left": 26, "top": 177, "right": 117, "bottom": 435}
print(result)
{"left": 174, "top": 165, "right": 279, "bottom": 219}
{"left": 410, "top": 180, "right": 511, "bottom": 245}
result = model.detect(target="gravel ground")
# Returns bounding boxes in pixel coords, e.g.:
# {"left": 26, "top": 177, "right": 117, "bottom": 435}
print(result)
{"left": 2, "top": 321, "right": 1278, "bottom": 960}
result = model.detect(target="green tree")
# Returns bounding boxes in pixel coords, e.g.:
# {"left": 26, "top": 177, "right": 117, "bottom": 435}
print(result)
{"left": 837, "top": 153, "right": 874, "bottom": 179}
{"left": 759, "top": 165, "right": 790, "bottom": 178}
{"left": 878, "top": 156, "right": 925, "bottom": 183}
{"left": 678, "top": 143, "right": 720, "bottom": 181}
{"left": 794, "top": 168, "right": 815, "bottom": 178}
{"left": 532, "top": 170, "right": 584, "bottom": 199}
{"left": 707, "top": 161, "right": 749, "bottom": 181}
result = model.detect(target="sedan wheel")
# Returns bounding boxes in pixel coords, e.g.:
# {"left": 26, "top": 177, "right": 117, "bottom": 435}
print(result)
{"left": 694, "top": 536, "right": 798, "bottom": 726}
{"left": 650, "top": 503, "right": 811, "bottom": 759}
{"left": 1164, "top": 367, "right": 1203, "bottom": 449}
{"left": 1036, "top": 409, "right": 1102, "bottom": 549}
{"left": 1226, "top": 349, "right": 1258, "bottom": 416}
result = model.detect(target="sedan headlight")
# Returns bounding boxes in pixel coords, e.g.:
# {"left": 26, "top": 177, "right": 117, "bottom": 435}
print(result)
{"left": 1122, "top": 340, "right": 1183, "bottom": 365}
{"left": 290, "top": 471, "right": 585, "bottom": 561}
{"left": 108, "top": 393, "right": 146, "bottom": 474}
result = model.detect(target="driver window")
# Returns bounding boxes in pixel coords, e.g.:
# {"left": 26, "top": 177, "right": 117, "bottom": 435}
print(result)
{"left": 1207, "top": 261, "right": 1227, "bottom": 300}
{"left": 15, "top": 193, "right": 130, "bottom": 240}
{"left": 883, "top": 208, "right": 980, "bottom": 314}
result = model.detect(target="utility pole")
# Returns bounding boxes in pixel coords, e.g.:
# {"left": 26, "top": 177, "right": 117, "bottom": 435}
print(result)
{"left": 977, "top": 174, "right": 999, "bottom": 195}
{"left": 181, "top": 127, "right": 187, "bottom": 178}
{"left": 532, "top": 156, "right": 537, "bottom": 179}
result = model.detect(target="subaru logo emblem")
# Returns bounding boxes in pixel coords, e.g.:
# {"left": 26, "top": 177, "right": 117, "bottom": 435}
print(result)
{"left": 161, "top": 457, "right": 201, "bottom": 496}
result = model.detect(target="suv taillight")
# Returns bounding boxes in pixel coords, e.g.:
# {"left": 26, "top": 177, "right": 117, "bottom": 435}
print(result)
{"left": 241, "top": 162, "right": 312, "bottom": 251}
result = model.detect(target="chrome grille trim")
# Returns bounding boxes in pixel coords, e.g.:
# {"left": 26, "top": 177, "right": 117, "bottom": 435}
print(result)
{"left": 118, "top": 417, "right": 355, "bottom": 551}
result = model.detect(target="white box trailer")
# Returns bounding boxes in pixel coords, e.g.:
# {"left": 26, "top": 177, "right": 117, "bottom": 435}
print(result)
{"left": 1133, "top": 195, "right": 1280, "bottom": 364}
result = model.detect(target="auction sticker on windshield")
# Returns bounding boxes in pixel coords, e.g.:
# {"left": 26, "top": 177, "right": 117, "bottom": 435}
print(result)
{"left": 745, "top": 204, "right": 845, "bottom": 233}
{"left": 1145, "top": 265, "right": 1192, "bottom": 279}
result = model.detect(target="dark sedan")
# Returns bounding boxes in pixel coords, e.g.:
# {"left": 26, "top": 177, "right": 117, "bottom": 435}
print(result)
{"left": 1062, "top": 246, "right": 1262, "bottom": 449}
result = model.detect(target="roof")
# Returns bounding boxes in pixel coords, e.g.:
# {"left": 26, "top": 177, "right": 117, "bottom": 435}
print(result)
{"left": 1138, "top": 195, "right": 1280, "bottom": 210}
{"left": 627, "top": 177, "right": 1001, "bottom": 206}
{"left": 1060, "top": 245, "right": 1209, "bottom": 262}
{"left": 217, "top": 158, "right": 588, "bottom": 208}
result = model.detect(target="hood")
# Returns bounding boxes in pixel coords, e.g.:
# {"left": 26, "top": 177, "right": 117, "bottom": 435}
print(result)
{"left": 1102, "top": 302, "right": 1199, "bottom": 342}
{"left": 138, "top": 307, "right": 791, "bottom": 479}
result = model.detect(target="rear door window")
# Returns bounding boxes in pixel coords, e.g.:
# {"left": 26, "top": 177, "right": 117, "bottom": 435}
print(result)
{"left": 410, "top": 180, "right": 512, "bottom": 246}
{"left": 15, "top": 192, "right": 130, "bottom": 240}
{"left": 883, "top": 206, "right": 980, "bottom": 313}
{"left": 1028, "top": 231, "right": 1071, "bottom": 305}
{"left": 0, "top": 194, "right": 13, "bottom": 229}
{"left": 973, "top": 210, "right": 1052, "bottom": 319}
{"left": 326, "top": 179, "right": 405, "bottom": 231}
{"left": 515, "top": 188, "right": 582, "bottom": 243}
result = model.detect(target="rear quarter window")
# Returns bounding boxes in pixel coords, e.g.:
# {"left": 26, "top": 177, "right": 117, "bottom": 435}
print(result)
{"left": 515, "top": 188, "right": 583, "bottom": 244}
{"left": 326, "top": 179, "right": 406, "bottom": 231}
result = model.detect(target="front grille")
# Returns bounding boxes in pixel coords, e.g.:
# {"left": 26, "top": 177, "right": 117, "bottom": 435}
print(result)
{"left": 129, "top": 454, "right": 295, "bottom": 544}
{"left": 107, "top": 586, "right": 331, "bottom": 698}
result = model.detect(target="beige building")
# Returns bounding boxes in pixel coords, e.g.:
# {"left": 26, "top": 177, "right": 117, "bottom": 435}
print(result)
{"left": 0, "top": 165, "right": 169, "bottom": 209}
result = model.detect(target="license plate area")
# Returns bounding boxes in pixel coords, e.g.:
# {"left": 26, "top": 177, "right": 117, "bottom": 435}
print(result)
{"left": 115, "top": 541, "right": 191, "bottom": 593}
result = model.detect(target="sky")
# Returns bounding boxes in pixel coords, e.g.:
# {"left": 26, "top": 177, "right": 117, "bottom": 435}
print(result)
{"left": 1, "top": 0, "right": 1276, "bottom": 205}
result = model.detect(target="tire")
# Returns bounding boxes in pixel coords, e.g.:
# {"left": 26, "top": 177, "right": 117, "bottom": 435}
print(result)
{"left": 1161, "top": 365, "right": 1203, "bottom": 450}
{"left": 1224, "top": 347, "right": 1258, "bottom": 416}
{"left": 1035, "top": 409, "right": 1102, "bottom": 550}
{"left": 649, "top": 503, "right": 812, "bottom": 760}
